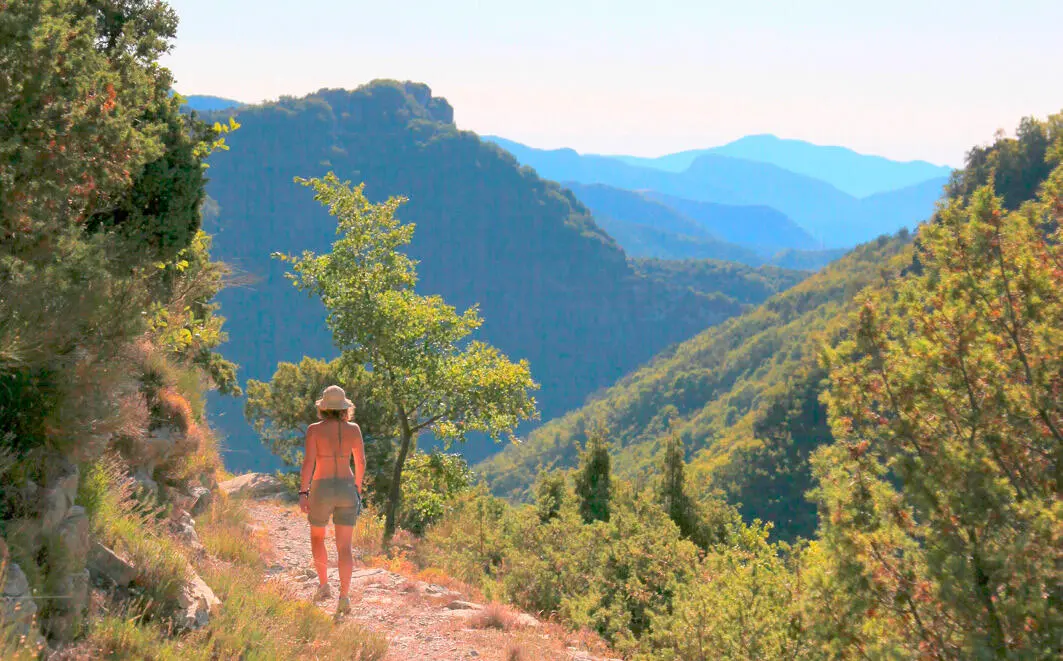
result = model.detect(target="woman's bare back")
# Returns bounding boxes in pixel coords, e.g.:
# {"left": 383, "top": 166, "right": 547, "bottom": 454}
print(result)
{"left": 307, "top": 419, "right": 364, "bottom": 481}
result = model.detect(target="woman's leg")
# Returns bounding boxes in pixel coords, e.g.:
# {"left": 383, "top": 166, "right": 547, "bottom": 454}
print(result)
{"left": 310, "top": 525, "right": 329, "bottom": 587}
{"left": 334, "top": 524, "right": 354, "bottom": 598}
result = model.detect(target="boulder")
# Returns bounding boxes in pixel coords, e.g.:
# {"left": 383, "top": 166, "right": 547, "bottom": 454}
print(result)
{"left": 2, "top": 566, "right": 28, "bottom": 601}
{"left": 512, "top": 612, "right": 541, "bottom": 628}
{"left": 174, "top": 574, "right": 221, "bottom": 631}
{"left": 87, "top": 542, "right": 136, "bottom": 588}
{"left": 132, "top": 469, "right": 159, "bottom": 497}
{"left": 187, "top": 486, "right": 213, "bottom": 516}
{"left": 1, "top": 560, "right": 44, "bottom": 649}
{"left": 53, "top": 464, "right": 79, "bottom": 510}
{"left": 444, "top": 600, "right": 484, "bottom": 610}
{"left": 45, "top": 569, "right": 89, "bottom": 642}
{"left": 170, "top": 509, "right": 204, "bottom": 552}
{"left": 57, "top": 506, "right": 91, "bottom": 568}
{"left": 38, "top": 485, "right": 70, "bottom": 531}
{"left": 141, "top": 428, "right": 178, "bottom": 468}
{"left": 219, "top": 473, "right": 289, "bottom": 500}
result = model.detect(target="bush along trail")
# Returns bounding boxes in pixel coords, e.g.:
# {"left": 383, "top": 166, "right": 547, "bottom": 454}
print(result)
{"left": 228, "top": 473, "right": 619, "bottom": 661}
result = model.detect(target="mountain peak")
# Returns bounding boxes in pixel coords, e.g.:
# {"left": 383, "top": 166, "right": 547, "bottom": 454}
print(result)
{"left": 312, "top": 80, "right": 455, "bottom": 126}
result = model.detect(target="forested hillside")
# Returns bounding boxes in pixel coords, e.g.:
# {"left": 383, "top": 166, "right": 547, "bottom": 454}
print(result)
{"left": 440, "top": 113, "right": 1062, "bottom": 659}
{"left": 631, "top": 258, "right": 808, "bottom": 305}
{"left": 479, "top": 233, "right": 911, "bottom": 537}
{"left": 480, "top": 113, "right": 1063, "bottom": 542}
{"left": 202, "top": 81, "right": 758, "bottom": 468}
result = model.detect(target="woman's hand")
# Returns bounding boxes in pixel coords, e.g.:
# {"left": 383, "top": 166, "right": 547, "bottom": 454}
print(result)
{"left": 299, "top": 492, "right": 310, "bottom": 514}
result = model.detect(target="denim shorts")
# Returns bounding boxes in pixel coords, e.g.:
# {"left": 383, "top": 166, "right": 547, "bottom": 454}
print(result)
{"left": 307, "top": 478, "right": 361, "bottom": 527}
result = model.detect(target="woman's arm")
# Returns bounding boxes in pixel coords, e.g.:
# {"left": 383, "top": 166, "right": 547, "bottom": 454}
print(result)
{"left": 299, "top": 427, "right": 316, "bottom": 512}
{"left": 351, "top": 424, "right": 366, "bottom": 496}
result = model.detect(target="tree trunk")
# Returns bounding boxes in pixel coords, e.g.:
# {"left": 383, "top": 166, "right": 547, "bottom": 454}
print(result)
{"left": 383, "top": 412, "right": 414, "bottom": 548}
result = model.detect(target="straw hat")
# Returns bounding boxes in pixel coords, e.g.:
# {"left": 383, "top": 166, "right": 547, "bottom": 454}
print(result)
{"left": 316, "top": 385, "right": 353, "bottom": 411}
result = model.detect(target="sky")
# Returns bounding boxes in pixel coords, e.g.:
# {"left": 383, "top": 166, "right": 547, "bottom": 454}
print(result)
{"left": 163, "top": 0, "right": 1063, "bottom": 167}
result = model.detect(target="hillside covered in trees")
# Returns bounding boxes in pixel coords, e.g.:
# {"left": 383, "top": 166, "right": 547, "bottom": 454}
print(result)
{"left": 201, "top": 81, "right": 801, "bottom": 468}
{"left": 480, "top": 113, "right": 1063, "bottom": 542}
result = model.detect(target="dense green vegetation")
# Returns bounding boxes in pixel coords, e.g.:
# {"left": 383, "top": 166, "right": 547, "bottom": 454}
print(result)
{"left": 481, "top": 113, "right": 1063, "bottom": 546}
{"left": 431, "top": 114, "right": 1063, "bottom": 660}
{"left": 480, "top": 231, "right": 911, "bottom": 538}
{"left": 202, "top": 82, "right": 751, "bottom": 468}
{"left": 632, "top": 257, "right": 808, "bottom": 305}
{"left": 0, "top": 0, "right": 231, "bottom": 521}
{"left": 0, "top": 0, "right": 255, "bottom": 648}
{"left": 812, "top": 159, "right": 1063, "bottom": 656}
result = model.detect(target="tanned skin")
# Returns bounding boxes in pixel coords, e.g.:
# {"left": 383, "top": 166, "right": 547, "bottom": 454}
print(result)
{"left": 299, "top": 411, "right": 366, "bottom": 599}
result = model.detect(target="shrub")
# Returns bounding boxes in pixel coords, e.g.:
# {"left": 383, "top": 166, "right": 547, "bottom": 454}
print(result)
{"left": 78, "top": 456, "right": 189, "bottom": 616}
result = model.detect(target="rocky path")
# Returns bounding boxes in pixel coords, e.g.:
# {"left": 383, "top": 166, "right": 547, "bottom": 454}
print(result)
{"left": 245, "top": 500, "right": 617, "bottom": 661}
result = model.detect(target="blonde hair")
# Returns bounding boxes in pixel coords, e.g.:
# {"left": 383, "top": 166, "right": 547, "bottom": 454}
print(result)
{"left": 317, "top": 407, "right": 351, "bottom": 421}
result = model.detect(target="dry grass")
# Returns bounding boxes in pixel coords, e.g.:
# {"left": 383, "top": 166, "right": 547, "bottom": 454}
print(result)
{"left": 78, "top": 564, "right": 387, "bottom": 661}
{"left": 468, "top": 602, "right": 516, "bottom": 631}
{"left": 197, "top": 494, "right": 272, "bottom": 568}
{"left": 164, "top": 423, "right": 224, "bottom": 487}
{"left": 367, "top": 550, "right": 418, "bottom": 576}
{"left": 351, "top": 504, "right": 385, "bottom": 550}
{"left": 415, "top": 566, "right": 479, "bottom": 596}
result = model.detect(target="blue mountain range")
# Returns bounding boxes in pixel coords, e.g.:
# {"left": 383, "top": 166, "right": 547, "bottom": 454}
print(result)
{"left": 485, "top": 136, "right": 948, "bottom": 250}
{"left": 612, "top": 133, "right": 952, "bottom": 198}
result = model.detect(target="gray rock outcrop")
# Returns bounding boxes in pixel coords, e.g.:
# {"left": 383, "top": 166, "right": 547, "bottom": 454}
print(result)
{"left": 219, "top": 473, "right": 290, "bottom": 500}
{"left": 174, "top": 574, "right": 221, "bottom": 631}
{"left": 87, "top": 542, "right": 136, "bottom": 588}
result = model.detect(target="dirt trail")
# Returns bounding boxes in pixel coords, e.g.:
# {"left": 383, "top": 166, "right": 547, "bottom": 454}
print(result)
{"left": 246, "top": 500, "right": 617, "bottom": 661}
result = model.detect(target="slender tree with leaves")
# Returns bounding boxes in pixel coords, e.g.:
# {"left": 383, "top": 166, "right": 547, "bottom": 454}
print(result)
{"left": 276, "top": 173, "right": 538, "bottom": 542}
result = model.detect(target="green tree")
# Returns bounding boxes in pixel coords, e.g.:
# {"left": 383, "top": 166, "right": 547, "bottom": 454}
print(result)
{"left": 657, "top": 428, "right": 693, "bottom": 535}
{"left": 642, "top": 523, "right": 809, "bottom": 661}
{"left": 534, "top": 468, "right": 566, "bottom": 523}
{"left": 276, "top": 173, "right": 538, "bottom": 542}
{"left": 0, "top": 0, "right": 233, "bottom": 456}
{"left": 398, "top": 451, "right": 472, "bottom": 535}
{"left": 815, "top": 158, "right": 1063, "bottom": 657}
{"left": 574, "top": 425, "right": 612, "bottom": 524}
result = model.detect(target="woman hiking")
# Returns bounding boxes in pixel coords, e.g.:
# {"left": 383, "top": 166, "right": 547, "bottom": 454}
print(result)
{"left": 298, "top": 385, "right": 366, "bottom": 615}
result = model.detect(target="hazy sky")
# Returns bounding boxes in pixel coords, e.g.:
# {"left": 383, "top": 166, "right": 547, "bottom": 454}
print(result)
{"left": 164, "top": 0, "right": 1063, "bottom": 166}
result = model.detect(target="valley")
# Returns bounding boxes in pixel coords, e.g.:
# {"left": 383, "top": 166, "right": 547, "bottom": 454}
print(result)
{"left": 3, "top": 2, "right": 1059, "bottom": 657}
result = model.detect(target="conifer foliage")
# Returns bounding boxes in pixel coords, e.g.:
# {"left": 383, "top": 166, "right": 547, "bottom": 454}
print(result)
{"left": 815, "top": 133, "right": 1063, "bottom": 658}
{"left": 574, "top": 426, "right": 613, "bottom": 524}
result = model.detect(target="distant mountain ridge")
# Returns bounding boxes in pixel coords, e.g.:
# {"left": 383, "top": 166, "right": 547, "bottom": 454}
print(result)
{"left": 181, "top": 94, "right": 244, "bottom": 112}
{"left": 641, "top": 191, "right": 818, "bottom": 255}
{"left": 565, "top": 183, "right": 839, "bottom": 269}
{"left": 563, "top": 183, "right": 765, "bottom": 264}
{"left": 614, "top": 134, "right": 952, "bottom": 198}
{"left": 486, "top": 136, "right": 947, "bottom": 248}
